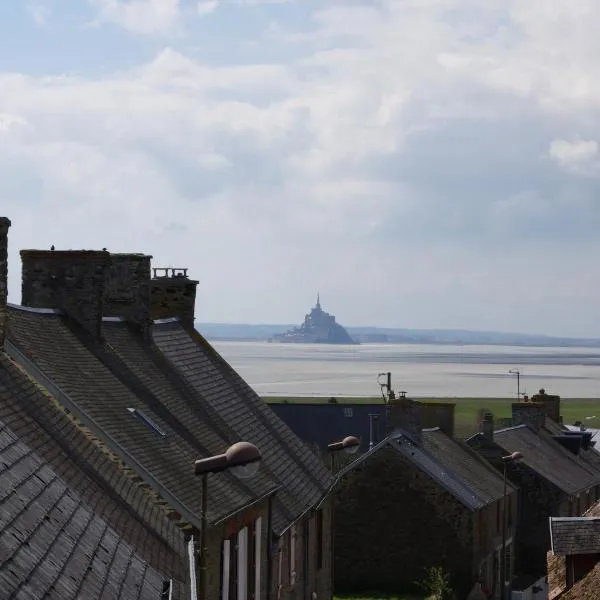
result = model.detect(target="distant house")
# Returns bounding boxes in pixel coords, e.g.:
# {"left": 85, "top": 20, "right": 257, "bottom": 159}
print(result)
{"left": 547, "top": 501, "right": 600, "bottom": 599}
{"left": 467, "top": 397, "right": 600, "bottom": 580}
{"left": 270, "top": 399, "right": 455, "bottom": 454}
{"left": 333, "top": 395, "right": 516, "bottom": 598}
{"left": 0, "top": 218, "right": 334, "bottom": 600}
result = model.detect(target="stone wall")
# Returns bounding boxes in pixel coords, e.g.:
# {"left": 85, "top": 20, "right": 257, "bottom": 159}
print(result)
{"left": 270, "top": 502, "right": 333, "bottom": 600}
{"left": 334, "top": 446, "right": 474, "bottom": 596}
{"left": 150, "top": 274, "right": 198, "bottom": 329}
{"left": 20, "top": 249, "right": 110, "bottom": 338}
{"left": 0, "top": 217, "right": 10, "bottom": 349}
{"left": 104, "top": 254, "right": 152, "bottom": 333}
{"left": 547, "top": 551, "right": 566, "bottom": 600}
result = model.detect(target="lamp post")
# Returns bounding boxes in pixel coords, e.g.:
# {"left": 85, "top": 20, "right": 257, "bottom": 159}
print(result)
{"left": 508, "top": 369, "right": 521, "bottom": 401}
{"left": 194, "top": 442, "right": 263, "bottom": 600}
{"left": 500, "top": 451, "right": 522, "bottom": 600}
{"left": 327, "top": 436, "right": 360, "bottom": 600}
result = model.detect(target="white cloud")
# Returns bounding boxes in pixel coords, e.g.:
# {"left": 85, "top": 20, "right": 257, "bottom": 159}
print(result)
{"left": 4, "top": 1, "right": 600, "bottom": 335}
{"left": 88, "top": 0, "right": 181, "bottom": 34}
{"left": 197, "top": 0, "right": 218, "bottom": 15}
{"left": 549, "top": 139, "right": 598, "bottom": 164}
{"left": 26, "top": 3, "right": 50, "bottom": 26}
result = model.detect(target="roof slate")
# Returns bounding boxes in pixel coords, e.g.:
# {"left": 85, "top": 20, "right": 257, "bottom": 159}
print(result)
{"left": 422, "top": 428, "right": 511, "bottom": 505}
{"left": 339, "top": 428, "right": 510, "bottom": 510}
{"left": 152, "top": 321, "right": 332, "bottom": 530}
{"left": 549, "top": 517, "right": 600, "bottom": 555}
{"left": 6, "top": 307, "right": 276, "bottom": 527}
{"left": 0, "top": 354, "right": 186, "bottom": 599}
{"left": 494, "top": 425, "right": 600, "bottom": 495}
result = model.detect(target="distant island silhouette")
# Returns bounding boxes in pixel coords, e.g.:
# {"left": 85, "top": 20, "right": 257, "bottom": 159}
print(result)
{"left": 273, "top": 294, "right": 356, "bottom": 345}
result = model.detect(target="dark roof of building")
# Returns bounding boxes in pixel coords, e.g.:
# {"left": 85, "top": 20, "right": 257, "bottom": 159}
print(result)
{"left": 6, "top": 307, "right": 279, "bottom": 530}
{"left": 421, "top": 428, "right": 510, "bottom": 505}
{"left": 0, "top": 352, "right": 187, "bottom": 599}
{"left": 152, "top": 320, "right": 333, "bottom": 532}
{"left": 339, "top": 428, "right": 511, "bottom": 510}
{"left": 269, "top": 403, "right": 386, "bottom": 454}
{"left": 493, "top": 425, "right": 600, "bottom": 494}
{"left": 549, "top": 517, "right": 600, "bottom": 555}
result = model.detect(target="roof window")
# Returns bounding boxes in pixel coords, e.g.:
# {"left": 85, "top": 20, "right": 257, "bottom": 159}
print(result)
{"left": 127, "top": 408, "right": 167, "bottom": 438}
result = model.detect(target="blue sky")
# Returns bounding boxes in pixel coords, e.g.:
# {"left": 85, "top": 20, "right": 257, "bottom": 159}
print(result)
{"left": 1, "top": 0, "right": 600, "bottom": 336}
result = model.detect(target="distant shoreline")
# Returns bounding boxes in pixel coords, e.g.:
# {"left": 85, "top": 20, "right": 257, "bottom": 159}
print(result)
{"left": 198, "top": 323, "right": 600, "bottom": 348}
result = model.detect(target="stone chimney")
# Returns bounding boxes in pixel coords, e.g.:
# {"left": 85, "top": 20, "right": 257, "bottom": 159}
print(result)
{"left": 531, "top": 388, "right": 561, "bottom": 424}
{"left": 0, "top": 217, "right": 11, "bottom": 349}
{"left": 104, "top": 254, "right": 152, "bottom": 334}
{"left": 512, "top": 401, "right": 545, "bottom": 431}
{"left": 481, "top": 412, "right": 494, "bottom": 443}
{"left": 387, "top": 392, "right": 422, "bottom": 442}
{"left": 417, "top": 401, "right": 455, "bottom": 438}
{"left": 21, "top": 249, "right": 110, "bottom": 338}
{"left": 150, "top": 267, "right": 198, "bottom": 330}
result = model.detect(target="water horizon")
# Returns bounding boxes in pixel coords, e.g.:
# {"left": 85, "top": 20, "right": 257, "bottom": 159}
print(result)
{"left": 211, "top": 340, "right": 600, "bottom": 399}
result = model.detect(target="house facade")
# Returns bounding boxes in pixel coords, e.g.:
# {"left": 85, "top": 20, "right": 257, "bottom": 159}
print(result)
{"left": 334, "top": 396, "right": 517, "bottom": 598}
{"left": 467, "top": 402, "right": 600, "bottom": 580}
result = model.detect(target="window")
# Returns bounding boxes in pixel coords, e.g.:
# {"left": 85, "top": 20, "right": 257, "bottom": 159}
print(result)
{"left": 504, "top": 543, "right": 512, "bottom": 582}
{"left": 507, "top": 496, "right": 513, "bottom": 527}
{"left": 221, "top": 539, "right": 231, "bottom": 600}
{"left": 237, "top": 527, "right": 249, "bottom": 600}
{"left": 316, "top": 510, "right": 324, "bottom": 570}
{"left": 126, "top": 407, "right": 167, "bottom": 438}
{"left": 289, "top": 526, "right": 297, "bottom": 586}
{"left": 254, "top": 517, "right": 262, "bottom": 600}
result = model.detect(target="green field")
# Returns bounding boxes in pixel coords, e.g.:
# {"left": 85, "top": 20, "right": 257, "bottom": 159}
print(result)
{"left": 264, "top": 396, "right": 600, "bottom": 438}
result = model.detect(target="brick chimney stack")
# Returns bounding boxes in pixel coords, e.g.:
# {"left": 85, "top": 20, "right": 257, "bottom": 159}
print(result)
{"left": 21, "top": 249, "right": 110, "bottom": 338}
{"left": 531, "top": 388, "right": 561, "bottom": 424}
{"left": 0, "top": 217, "right": 11, "bottom": 349}
{"left": 104, "top": 254, "right": 153, "bottom": 335}
{"left": 481, "top": 412, "right": 494, "bottom": 443}
{"left": 512, "top": 401, "right": 545, "bottom": 431}
{"left": 387, "top": 392, "right": 422, "bottom": 443}
{"left": 150, "top": 267, "right": 198, "bottom": 330}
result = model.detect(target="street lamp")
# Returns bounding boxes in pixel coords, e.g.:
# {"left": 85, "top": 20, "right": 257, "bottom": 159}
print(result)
{"left": 327, "top": 436, "right": 359, "bottom": 600}
{"left": 508, "top": 369, "right": 521, "bottom": 401}
{"left": 194, "top": 442, "right": 262, "bottom": 600}
{"left": 500, "top": 451, "right": 522, "bottom": 600}
{"left": 327, "top": 436, "right": 360, "bottom": 471}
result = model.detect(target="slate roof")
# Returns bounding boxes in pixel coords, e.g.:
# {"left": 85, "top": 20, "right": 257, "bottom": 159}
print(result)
{"left": 0, "top": 352, "right": 187, "bottom": 599}
{"left": 493, "top": 425, "right": 600, "bottom": 495}
{"left": 339, "top": 428, "right": 510, "bottom": 510}
{"left": 549, "top": 517, "right": 600, "bottom": 555}
{"left": 152, "top": 320, "right": 333, "bottom": 532}
{"left": 6, "top": 307, "right": 279, "bottom": 529}
{"left": 421, "top": 428, "right": 510, "bottom": 505}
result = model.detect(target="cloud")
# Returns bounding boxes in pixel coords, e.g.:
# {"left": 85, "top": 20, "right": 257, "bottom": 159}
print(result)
{"left": 549, "top": 139, "right": 600, "bottom": 176}
{"left": 3, "top": 0, "right": 600, "bottom": 336}
{"left": 88, "top": 0, "right": 181, "bottom": 34}
{"left": 197, "top": 0, "right": 218, "bottom": 15}
{"left": 26, "top": 3, "right": 50, "bottom": 26}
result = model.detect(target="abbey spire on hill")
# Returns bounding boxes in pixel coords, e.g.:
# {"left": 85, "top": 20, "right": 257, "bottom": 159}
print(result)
{"left": 275, "top": 293, "right": 356, "bottom": 344}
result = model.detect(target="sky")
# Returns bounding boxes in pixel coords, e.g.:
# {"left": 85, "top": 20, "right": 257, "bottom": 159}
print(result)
{"left": 1, "top": 1, "right": 600, "bottom": 337}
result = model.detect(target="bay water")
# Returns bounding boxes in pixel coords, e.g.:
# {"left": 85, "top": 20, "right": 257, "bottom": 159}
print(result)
{"left": 211, "top": 341, "right": 600, "bottom": 398}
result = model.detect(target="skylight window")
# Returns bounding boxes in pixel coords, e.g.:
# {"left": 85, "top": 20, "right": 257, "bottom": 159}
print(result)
{"left": 127, "top": 408, "right": 167, "bottom": 438}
